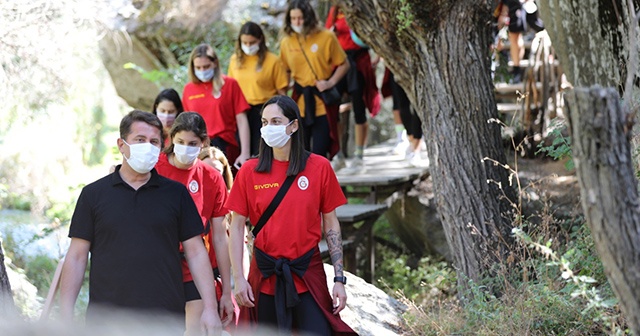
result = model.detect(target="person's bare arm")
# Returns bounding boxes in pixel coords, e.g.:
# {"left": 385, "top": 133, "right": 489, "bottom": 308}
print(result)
{"left": 229, "top": 211, "right": 254, "bottom": 307}
{"left": 60, "top": 238, "right": 90, "bottom": 320}
{"left": 322, "top": 210, "right": 347, "bottom": 315}
{"left": 210, "top": 216, "right": 233, "bottom": 325}
{"left": 183, "top": 235, "right": 222, "bottom": 332}
{"left": 235, "top": 113, "right": 251, "bottom": 166}
{"left": 315, "top": 61, "right": 350, "bottom": 92}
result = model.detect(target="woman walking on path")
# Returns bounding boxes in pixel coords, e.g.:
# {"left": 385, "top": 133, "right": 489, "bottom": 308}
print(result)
{"left": 228, "top": 21, "right": 289, "bottom": 157}
{"left": 279, "top": 0, "right": 350, "bottom": 160}
{"left": 227, "top": 95, "right": 356, "bottom": 335}
{"left": 154, "top": 112, "right": 235, "bottom": 335}
{"left": 325, "top": 5, "right": 381, "bottom": 172}
{"left": 182, "top": 43, "right": 251, "bottom": 170}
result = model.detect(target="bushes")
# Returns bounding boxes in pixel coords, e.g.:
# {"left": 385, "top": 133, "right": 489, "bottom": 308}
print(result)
{"left": 382, "top": 218, "right": 625, "bottom": 335}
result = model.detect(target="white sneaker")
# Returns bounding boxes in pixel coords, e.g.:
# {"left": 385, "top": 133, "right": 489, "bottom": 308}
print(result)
{"left": 407, "top": 151, "right": 428, "bottom": 167}
{"left": 393, "top": 139, "right": 410, "bottom": 156}
{"left": 331, "top": 155, "right": 346, "bottom": 171}
{"left": 341, "top": 157, "right": 366, "bottom": 175}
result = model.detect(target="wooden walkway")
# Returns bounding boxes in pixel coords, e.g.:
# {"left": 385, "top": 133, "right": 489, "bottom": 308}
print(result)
{"left": 337, "top": 140, "right": 430, "bottom": 203}
{"left": 325, "top": 140, "right": 430, "bottom": 282}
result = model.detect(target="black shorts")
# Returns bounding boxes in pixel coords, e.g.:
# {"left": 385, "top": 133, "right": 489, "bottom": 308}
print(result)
{"left": 184, "top": 281, "right": 201, "bottom": 302}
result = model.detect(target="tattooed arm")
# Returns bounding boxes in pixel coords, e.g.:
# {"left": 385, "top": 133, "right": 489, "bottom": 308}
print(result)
{"left": 322, "top": 210, "right": 347, "bottom": 314}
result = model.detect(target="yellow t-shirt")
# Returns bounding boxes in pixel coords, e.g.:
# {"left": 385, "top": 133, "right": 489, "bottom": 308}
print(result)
{"left": 227, "top": 51, "right": 289, "bottom": 106}
{"left": 279, "top": 29, "right": 347, "bottom": 117}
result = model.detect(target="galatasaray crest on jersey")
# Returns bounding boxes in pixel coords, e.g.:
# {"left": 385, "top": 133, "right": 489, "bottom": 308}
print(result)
{"left": 189, "top": 180, "right": 199, "bottom": 193}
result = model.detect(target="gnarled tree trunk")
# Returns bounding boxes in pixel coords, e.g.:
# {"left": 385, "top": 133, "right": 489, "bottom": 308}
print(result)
{"left": 565, "top": 87, "right": 640, "bottom": 335}
{"left": 0, "top": 241, "right": 14, "bottom": 316}
{"left": 340, "top": 0, "right": 517, "bottom": 293}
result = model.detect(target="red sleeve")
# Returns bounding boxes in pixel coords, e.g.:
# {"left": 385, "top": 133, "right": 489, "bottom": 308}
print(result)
{"left": 181, "top": 85, "right": 191, "bottom": 111}
{"left": 226, "top": 164, "right": 249, "bottom": 217}
{"left": 319, "top": 157, "right": 347, "bottom": 213}
{"left": 211, "top": 170, "right": 229, "bottom": 218}
{"left": 228, "top": 77, "right": 250, "bottom": 115}
{"left": 325, "top": 6, "right": 337, "bottom": 29}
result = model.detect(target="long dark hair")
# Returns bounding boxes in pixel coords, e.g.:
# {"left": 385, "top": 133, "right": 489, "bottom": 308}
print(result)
{"left": 255, "top": 95, "right": 309, "bottom": 176}
{"left": 152, "top": 88, "right": 184, "bottom": 116}
{"left": 235, "top": 21, "right": 268, "bottom": 70}
{"left": 163, "top": 112, "right": 210, "bottom": 154}
{"left": 283, "top": 0, "right": 321, "bottom": 37}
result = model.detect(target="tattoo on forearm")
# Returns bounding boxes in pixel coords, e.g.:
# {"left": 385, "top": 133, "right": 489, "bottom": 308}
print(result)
{"left": 326, "top": 229, "right": 344, "bottom": 275}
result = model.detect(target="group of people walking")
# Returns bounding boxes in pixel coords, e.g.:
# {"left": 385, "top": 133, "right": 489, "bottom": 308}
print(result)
{"left": 59, "top": 1, "right": 368, "bottom": 335}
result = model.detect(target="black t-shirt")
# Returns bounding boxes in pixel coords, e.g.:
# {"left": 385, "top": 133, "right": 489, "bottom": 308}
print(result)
{"left": 69, "top": 166, "right": 203, "bottom": 315}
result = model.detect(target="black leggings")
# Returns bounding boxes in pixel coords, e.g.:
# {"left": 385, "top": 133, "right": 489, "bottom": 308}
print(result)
{"left": 257, "top": 292, "right": 331, "bottom": 335}
{"left": 304, "top": 115, "right": 331, "bottom": 157}
{"left": 247, "top": 104, "right": 264, "bottom": 157}
{"left": 390, "top": 73, "right": 422, "bottom": 139}
{"left": 336, "top": 68, "right": 367, "bottom": 125}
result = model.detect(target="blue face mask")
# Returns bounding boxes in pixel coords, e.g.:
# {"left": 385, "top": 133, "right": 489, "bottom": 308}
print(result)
{"left": 195, "top": 68, "right": 214, "bottom": 82}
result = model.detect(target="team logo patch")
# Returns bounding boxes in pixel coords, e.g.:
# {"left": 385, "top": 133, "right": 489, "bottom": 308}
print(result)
{"left": 189, "top": 180, "right": 199, "bottom": 193}
{"left": 310, "top": 44, "right": 318, "bottom": 53}
{"left": 298, "top": 176, "right": 309, "bottom": 190}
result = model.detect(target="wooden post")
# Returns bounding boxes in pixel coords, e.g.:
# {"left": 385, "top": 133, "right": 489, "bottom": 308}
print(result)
{"left": 566, "top": 86, "right": 640, "bottom": 335}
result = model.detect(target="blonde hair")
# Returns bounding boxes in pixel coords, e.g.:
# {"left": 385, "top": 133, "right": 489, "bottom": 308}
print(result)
{"left": 187, "top": 43, "right": 225, "bottom": 95}
{"left": 199, "top": 146, "right": 233, "bottom": 190}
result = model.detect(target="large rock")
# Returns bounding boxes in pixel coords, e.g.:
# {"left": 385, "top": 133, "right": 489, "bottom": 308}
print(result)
{"left": 326, "top": 264, "right": 406, "bottom": 335}
{"left": 385, "top": 177, "right": 452, "bottom": 262}
{"left": 98, "top": 0, "right": 229, "bottom": 110}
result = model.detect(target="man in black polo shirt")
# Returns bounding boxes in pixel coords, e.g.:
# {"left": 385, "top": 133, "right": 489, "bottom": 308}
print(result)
{"left": 60, "top": 110, "right": 222, "bottom": 333}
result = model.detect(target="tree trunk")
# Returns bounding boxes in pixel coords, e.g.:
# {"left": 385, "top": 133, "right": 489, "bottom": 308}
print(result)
{"left": 565, "top": 87, "right": 640, "bottom": 335}
{"left": 0, "top": 240, "right": 15, "bottom": 315}
{"left": 536, "top": 0, "right": 638, "bottom": 88}
{"left": 340, "top": 0, "right": 517, "bottom": 293}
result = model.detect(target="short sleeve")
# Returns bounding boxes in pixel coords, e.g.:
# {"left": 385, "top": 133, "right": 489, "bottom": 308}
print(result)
{"left": 279, "top": 38, "right": 291, "bottom": 72}
{"left": 210, "top": 170, "right": 229, "bottom": 218}
{"left": 230, "top": 79, "right": 250, "bottom": 115}
{"left": 226, "top": 166, "right": 249, "bottom": 217}
{"left": 272, "top": 55, "right": 290, "bottom": 91}
{"left": 178, "top": 187, "right": 205, "bottom": 242}
{"left": 320, "top": 160, "right": 347, "bottom": 214}
{"left": 181, "top": 85, "right": 191, "bottom": 111}
{"left": 68, "top": 187, "right": 95, "bottom": 242}
{"left": 327, "top": 32, "right": 347, "bottom": 67}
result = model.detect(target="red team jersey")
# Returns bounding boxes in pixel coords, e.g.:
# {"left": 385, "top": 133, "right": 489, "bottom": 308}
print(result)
{"left": 155, "top": 153, "right": 229, "bottom": 282}
{"left": 225, "top": 154, "right": 347, "bottom": 295}
{"left": 181, "top": 76, "right": 250, "bottom": 147}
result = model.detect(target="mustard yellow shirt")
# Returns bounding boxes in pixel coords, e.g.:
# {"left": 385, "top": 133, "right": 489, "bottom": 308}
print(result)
{"left": 227, "top": 51, "right": 289, "bottom": 106}
{"left": 279, "top": 29, "right": 347, "bottom": 117}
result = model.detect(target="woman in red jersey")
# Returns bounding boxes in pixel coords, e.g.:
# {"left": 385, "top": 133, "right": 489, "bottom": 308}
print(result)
{"left": 154, "top": 112, "right": 234, "bottom": 335}
{"left": 182, "top": 43, "right": 251, "bottom": 170}
{"left": 227, "top": 95, "right": 356, "bottom": 335}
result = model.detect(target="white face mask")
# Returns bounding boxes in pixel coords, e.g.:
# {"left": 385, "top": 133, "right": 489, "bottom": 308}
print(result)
{"left": 173, "top": 143, "right": 201, "bottom": 165}
{"left": 195, "top": 68, "right": 214, "bottom": 82}
{"left": 156, "top": 112, "right": 176, "bottom": 128}
{"left": 122, "top": 140, "right": 160, "bottom": 174}
{"left": 261, "top": 121, "right": 294, "bottom": 148}
{"left": 241, "top": 44, "right": 260, "bottom": 56}
{"left": 291, "top": 25, "right": 303, "bottom": 34}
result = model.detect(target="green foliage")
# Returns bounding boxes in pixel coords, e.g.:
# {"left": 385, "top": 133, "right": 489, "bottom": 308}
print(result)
{"left": 377, "top": 250, "right": 455, "bottom": 303}
{"left": 23, "top": 254, "right": 57, "bottom": 297}
{"left": 400, "top": 221, "right": 625, "bottom": 335}
{"left": 536, "top": 120, "right": 574, "bottom": 170}
{"left": 396, "top": 0, "right": 415, "bottom": 34}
